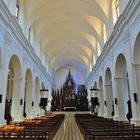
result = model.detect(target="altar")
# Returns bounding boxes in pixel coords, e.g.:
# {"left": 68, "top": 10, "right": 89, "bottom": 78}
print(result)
{"left": 51, "top": 69, "right": 88, "bottom": 111}
{"left": 64, "top": 107, "right": 77, "bottom": 111}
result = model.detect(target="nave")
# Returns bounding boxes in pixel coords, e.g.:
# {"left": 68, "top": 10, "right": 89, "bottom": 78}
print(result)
{"left": 1, "top": 0, "right": 140, "bottom": 134}
{"left": 53, "top": 112, "right": 85, "bottom": 140}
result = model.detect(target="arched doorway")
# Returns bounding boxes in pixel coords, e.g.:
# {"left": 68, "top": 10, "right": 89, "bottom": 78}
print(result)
{"left": 98, "top": 76, "right": 104, "bottom": 117}
{"left": 5, "top": 55, "right": 21, "bottom": 123}
{"left": 35, "top": 77, "right": 40, "bottom": 117}
{"left": 133, "top": 32, "right": 140, "bottom": 119}
{"left": 115, "top": 54, "right": 131, "bottom": 121}
{"left": 105, "top": 68, "right": 113, "bottom": 118}
{"left": 23, "top": 69, "right": 33, "bottom": 119}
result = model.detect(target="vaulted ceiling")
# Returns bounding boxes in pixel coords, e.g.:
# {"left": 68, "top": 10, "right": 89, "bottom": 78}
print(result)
{"left": 23, "top": 0, "right": 113, "bottom": 75}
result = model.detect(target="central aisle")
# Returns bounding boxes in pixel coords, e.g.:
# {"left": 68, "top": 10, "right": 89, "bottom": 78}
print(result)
{"left": 53, "top": 112, "right": 85, "bottom": 140}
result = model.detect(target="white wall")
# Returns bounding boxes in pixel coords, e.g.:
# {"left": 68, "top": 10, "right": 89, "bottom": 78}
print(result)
{"left": 85, "top": 0, "right": 140, "bottom": 125}
{"left": 54, "top": 65, "right": 85, "bottom": 90}
{"left": 0, "top": 1, "right": 52, "bottom": 126}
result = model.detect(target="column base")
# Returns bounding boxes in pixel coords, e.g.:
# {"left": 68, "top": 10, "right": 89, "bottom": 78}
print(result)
{"left": 13, "top": 116, "right": 25, "bottom": 122}
{"left": 117, "top": 117, "right": 127, "bottom": 121}
{"left": 0, "top": 119, "right": 6, "bottom": 126}
{"left": 131, "top": 118, "right": 140, "bottom": 126}
{"left": 104, "top": 113, "right": 108, "bottom": 118}
{"left": 46, "top": 105, "right": 51, "bottom": 111}
{"left": 113, "top": 115, "right": 119, "bottom": 121}
{"left": 98, "top": 112, "right": 104, "bottom": 117}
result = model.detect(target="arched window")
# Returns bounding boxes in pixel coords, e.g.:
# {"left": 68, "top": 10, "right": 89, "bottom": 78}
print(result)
{"left": 113, "top": 0, "right": 120, "bottom": 24}
{"left": 115, "top": 0, "right": 120, "bottom": 18}
{"left": 97, "top": 42, "right": 101, "bottom": 56}
{"left": 16, "top": 0, "right": 19, "bottom": 19}
{"left": 28, "top": 27, "right": 31, "bottom": 42}
{"left": 93, "top": 55, "right": 96, "bottom": 65}
{"left": 103, "top": 24, "right": 107, "bottom": 44}
{"left": 89, "top": 63, "right": 92, "bottom": 72}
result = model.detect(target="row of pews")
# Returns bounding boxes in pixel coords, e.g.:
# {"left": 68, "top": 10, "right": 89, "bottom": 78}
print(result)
{"left": 75, "top": 114, "right": 140, "bottom": 140}
{"left": 0, "top": 114, "right": 64, "bottom": 140}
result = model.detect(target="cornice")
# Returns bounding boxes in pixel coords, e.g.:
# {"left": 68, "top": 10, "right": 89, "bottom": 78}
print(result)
{"left": 0, "top": 0, "right": 52, "bottom": 83}
{"left": 86, "top": 0, "right": 140, "bottom": 86}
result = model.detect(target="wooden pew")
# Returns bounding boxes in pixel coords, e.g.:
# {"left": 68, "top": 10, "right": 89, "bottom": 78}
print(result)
{"left": 0, "top": 114, "right": 65, "bottom": 140}
{"left": 75, "top": 114, "right": 140, "bottom": 140}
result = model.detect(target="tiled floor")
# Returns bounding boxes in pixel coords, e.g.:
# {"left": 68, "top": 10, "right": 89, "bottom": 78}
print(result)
{"left": 53, "top": 112, "right": 86, "bottom": 140}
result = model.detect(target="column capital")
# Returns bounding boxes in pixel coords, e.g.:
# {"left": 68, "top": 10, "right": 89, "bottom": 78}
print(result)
{"left": 98, "top": 88, "right": 103, "bottom": 91}
{"left": 104, "top": 84, "right": 112, "bottom": 87}
{"left": 13, "top": 77, "right": 22, "bottom": 81}
{"left": 26, "top": 82, "right": 33, "bottom": 88}
{"left": 133, "top": 64, "right": 140, "bottom": 70}
{"left": 114, "top": 77, "right": 127, "bottom": 80}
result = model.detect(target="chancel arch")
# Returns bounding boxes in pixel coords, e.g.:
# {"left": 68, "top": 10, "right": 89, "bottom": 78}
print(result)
{"left": 5, "top": 55, "right": 21, "bottom": 123}
{"left": 115, "top": 53, "right": 131, "bottom": 121}
{"left": 104, "top": 67, "right": 113, "bottom": 118}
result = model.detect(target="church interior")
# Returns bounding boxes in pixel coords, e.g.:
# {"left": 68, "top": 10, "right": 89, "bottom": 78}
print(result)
{"left": 0, "top": 0, "right": 140, "bottom": 139}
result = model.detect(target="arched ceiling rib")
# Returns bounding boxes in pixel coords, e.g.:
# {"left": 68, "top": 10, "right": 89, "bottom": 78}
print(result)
{"left": 23, "top": 0, "right": 112, "bottom": 74}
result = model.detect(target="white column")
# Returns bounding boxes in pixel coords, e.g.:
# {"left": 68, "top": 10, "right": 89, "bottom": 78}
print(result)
{"left": 104, "top": 84, "right": 113, "bottom": 118}
{"left": 0, "top": 40, "right": 9, "bottom": 125}
{"left": 35, "top": 88, "right": 40, "bottom": 117}
{"left": 11, "top": 77, "right": 22, "bottom": 121}
{"left": 112, "top": 77, "right": 119, "bottom": 120}
{"left": 103, "top": 84, "right": 107, "bottom": 118}
{"left": 46, "top": 86, "right": 51, "bottom": 111}
{"left": 31, "top": 82, "right": 36, "bottom": 118}
{"left": 25, "top": 82, "right": 33, "bottom": 119}
{"left": 131, "top": 64, "right": 140, "bottom": 125}
{"left": 115, "top": 77, "right": 129, "bottom": 121}
{"left": 98, "top": 89, "right": 104, "bottom": 117}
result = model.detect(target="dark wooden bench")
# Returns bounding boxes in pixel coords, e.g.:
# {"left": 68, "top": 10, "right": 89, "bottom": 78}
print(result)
{"left": 0, "top": 114, "right": 65, "bottom": 140}
{"left": 75, "top": 114, "right": 140, "bottom": 140}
